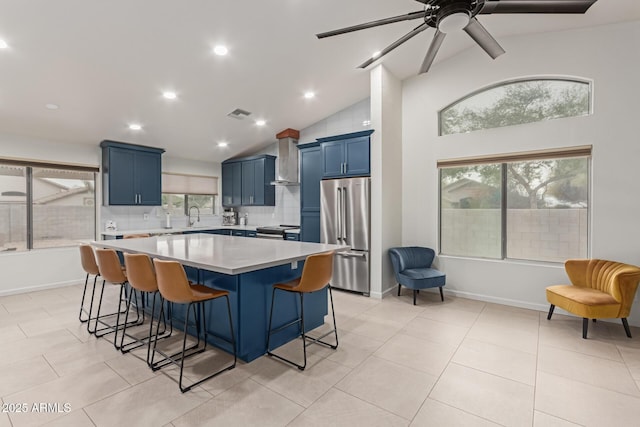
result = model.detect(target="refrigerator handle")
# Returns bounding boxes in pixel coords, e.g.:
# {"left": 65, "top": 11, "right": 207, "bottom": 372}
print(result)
{"left": 342, "top": 186, "right": 348, "bottom": 241}
{"left": 337, "top": 187, "right": 342, "bottom": 241}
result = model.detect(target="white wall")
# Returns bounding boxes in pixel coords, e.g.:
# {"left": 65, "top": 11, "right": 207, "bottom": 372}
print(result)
{"left": 299, "top": 98, "right": 371, "bottom": 143}
{"left": 370, "top": 65, "right": 403, "bottom": 298}
{"left": 0, "top": 133, "right": 221, "bottom": 295}
{"left": 401, "top": 21, "right": 640, "bottom": 324}
{"left": 0, "top": 132, "right": 99, "bottom": 294}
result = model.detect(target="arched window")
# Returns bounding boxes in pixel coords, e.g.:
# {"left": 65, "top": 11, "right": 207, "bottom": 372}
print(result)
{"left": 439, "top": 78, "right": 591, "bottom": 136}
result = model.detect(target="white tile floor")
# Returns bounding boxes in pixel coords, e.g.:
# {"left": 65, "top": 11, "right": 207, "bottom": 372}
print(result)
{"left": 2, "top": 283, "right": 640, "bottom": 427}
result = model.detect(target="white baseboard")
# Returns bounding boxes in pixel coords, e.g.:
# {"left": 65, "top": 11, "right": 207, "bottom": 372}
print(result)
{"left": 443, "top": 288, "right": 549, "bottom": 312}
{"left": 0, "top": 279, "right": 83, "bottom": 297}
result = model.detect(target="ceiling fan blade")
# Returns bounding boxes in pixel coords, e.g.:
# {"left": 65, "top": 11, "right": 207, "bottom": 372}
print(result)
{"left": 316, "top": 11, "right": 428, "bottom": 39}
{"left": 480, "top": 0, "right": 597, "bottom": 14}
{"left": 419, "top": 30, "right": 446, "bottom": 74}
{"left": 358, "top": 23, "right": 429, "bottom": 69}
{"left": 463, "top": 18, "right": 506, "bottom": 59}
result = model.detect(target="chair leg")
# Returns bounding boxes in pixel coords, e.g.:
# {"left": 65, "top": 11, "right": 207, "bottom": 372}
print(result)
{"left": 547, "top": 304, "right": 555, "bottom": 320}
{"left": 413, "top": 289, "right": 417, "bottom": 305}
{"left": 622, "top": 318, "right": 632, "bottom": 338}
{"left": 299, "top": 293, "right": 307, "bottom": 371}
{"left": 327, "top": 286, "right": 339, "bottom": 349}
{"left": 397, "top": 284, "right": 401, "bottom": 296}
{"left": 439, "top": 287, "right": 444, "bottom": 302}
{"left": 267, "top": 287, "right": 337, "bottom": 371}
{"left": 79, "top": 273, "right": 90, "bottom": 322}
{"left": 582, "top": 317, "right": 588, "bottom": 339}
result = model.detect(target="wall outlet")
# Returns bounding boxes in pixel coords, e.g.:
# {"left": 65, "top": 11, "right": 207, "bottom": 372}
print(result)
{"left": 143, "top": 213, "right": 149, "bottom": 220}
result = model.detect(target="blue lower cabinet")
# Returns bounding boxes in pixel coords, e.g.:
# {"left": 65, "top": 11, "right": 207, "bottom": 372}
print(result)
{"left": 246, "top": 231, "right": 257, "bottom": 238}
{"left": 301, "top": 212, "right": 320, "bottom": 243}
{"left": 232, "top": 230, "right": 246, "bottom": 237}
{"left": 285, "top": 233, "right": 300, "bottom": 241}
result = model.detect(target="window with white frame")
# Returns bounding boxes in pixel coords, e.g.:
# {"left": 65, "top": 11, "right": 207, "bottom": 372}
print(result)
{"left": 439, "top": 78, "right": 591, "bottom": 136}
{"left": 161, "top": 173, "right": 218, "bottom": 217}
{"left": 0, "top": 161, "right": 97, "bottom": 252}
{"left": 439, "top": 147, "right": 590, "bottom": 263}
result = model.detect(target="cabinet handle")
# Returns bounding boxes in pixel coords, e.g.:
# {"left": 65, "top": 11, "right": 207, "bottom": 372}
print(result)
{"left": 344, "top": 162, "right": 347, "bottom": 174}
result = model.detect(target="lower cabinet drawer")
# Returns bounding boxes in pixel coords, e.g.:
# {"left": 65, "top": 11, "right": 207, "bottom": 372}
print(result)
{"left": 232, "top": 230, "right": 246, "bottom": 237}
{"left": 246, "top": 231, "right": 257, "bottom": 238}
{"left": 285, "top": 233, "right": 300, "bottom": 241}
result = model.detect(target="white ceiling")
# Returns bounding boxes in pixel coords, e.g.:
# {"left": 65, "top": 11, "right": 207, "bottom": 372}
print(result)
{"left": 0, "top": 0, "right": 637, "bottom": 162}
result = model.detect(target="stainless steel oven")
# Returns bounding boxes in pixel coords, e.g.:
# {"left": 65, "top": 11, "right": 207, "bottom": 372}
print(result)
{"left": 255, "top": 225, "right": 299, "bottom": 240}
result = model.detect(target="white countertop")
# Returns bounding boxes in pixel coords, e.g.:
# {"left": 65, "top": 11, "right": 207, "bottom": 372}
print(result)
{"left": 92, "top": 233, "right": 346, "bottom": 275}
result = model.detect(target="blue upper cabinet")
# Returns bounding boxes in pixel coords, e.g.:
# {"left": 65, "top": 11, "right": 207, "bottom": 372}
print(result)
{"left": 299, "top": 142, "right": 322, "bottom": 243}
{"left": 222, "top": 162, "right": 242, "bottom": 207}
{"left": 300, "top": 145, "right": 322, "bottom": 212}
{"left": 222, "top": 155, "right": 275, "bottom": 207}
{"left": 319, "top": 130, "right": 373, "bottom": 179}
{"left": 100, "top": 141, "right": 164, "bottom": 206}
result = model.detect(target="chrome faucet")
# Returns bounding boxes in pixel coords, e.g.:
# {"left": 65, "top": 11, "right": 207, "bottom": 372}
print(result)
{"left": 188, "top": 206, "right": 200, "bottom": 227}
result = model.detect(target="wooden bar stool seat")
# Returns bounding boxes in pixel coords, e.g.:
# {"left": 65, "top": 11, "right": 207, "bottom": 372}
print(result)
{"left": 121, "top": 253, "right": 173, "bottom": 364}
{"left": 78, "top": 245, "right": 100, "bottom": 323}
{"left": 266, "top": 251, "right": 339, "bottom": 370}
{"left": 93, "top": 249, "right": 143, "bottom": 345}
{"left": 150, "top": 258, "right": 236, "bottom": 393}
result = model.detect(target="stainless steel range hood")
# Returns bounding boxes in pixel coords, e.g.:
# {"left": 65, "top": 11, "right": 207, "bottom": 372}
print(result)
{"left": 271, "top": 130, "right": 299, "bottom": 186}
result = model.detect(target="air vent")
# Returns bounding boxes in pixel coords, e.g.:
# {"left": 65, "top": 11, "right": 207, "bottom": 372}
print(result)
{"left": 227, "top": 108, "right": 252, "bottom": 120}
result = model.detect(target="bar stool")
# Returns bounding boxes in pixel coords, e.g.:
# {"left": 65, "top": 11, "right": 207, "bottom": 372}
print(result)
{"left": 78, "top": 245, "right": 100, "bottom": 323}
{"left": 266, "top": 251, "right": 338, "bottom": 370}
{"left": 121, "top": 253, "right": 172, "bottom": 364}
{"left": 93, "top": 249, "right": 142, "bottom": 346}
{"left": 151, "top": 258, "right": 236, "bottom": 393}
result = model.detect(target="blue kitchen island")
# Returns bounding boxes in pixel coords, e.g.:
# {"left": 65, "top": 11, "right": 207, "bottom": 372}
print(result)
{"left": 93, "top": 233, "right": 347, "bottom": 362}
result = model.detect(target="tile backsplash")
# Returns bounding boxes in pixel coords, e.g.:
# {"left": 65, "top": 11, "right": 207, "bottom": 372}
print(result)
{"left": 100, "top": 186, "right": 299, "bottom": 232}
{"left": 100, "top": 205, "right": 222, "bottom": 232}
{"left": 234, "top": 185, "right": 300, "bottom": 226}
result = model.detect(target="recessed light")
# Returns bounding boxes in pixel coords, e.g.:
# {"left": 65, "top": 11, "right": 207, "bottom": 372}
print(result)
{"left": 217, "top": 141, "right": 229, "bottom": 148}
{"left": 255, "top": 119, "right": 266, "bottom": 126}
{"left": 162, "top": 91, "right": 177, "bottom": 100}
{"left": 372, "top": 51, "right": 381, "bottom": 58}
{"left": 129, "top": 123, "right": 142, "bottom": 131}
{"left": 213, "top": 45, "right": 228, "bottom": 56}
{"left": 45, "top": 103, "right": 59, "bottom": 110}
{"left": 304, "top": 91, "right": 315, "bottom": 99}
{"left": 0, "top": 40, "right": 8, "bottom": 49}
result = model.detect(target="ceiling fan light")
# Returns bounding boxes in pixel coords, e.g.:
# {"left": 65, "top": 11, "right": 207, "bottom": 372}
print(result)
{"left": 438, "top": 12, "right": 470, "bottom": 34}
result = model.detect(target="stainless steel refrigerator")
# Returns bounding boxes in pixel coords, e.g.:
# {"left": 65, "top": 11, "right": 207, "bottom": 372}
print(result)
{"left": 320, "top": 177, "right": 370, "bottom": 295}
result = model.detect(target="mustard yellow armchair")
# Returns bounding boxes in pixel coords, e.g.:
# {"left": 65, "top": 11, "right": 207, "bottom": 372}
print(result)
{"left": 546, "top": 259, "right": 640, "bottom": 339}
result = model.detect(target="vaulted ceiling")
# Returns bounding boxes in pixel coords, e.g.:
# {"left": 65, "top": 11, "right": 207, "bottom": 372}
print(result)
{"left": 0, "top": 1, "right": 637, "bottom": 161}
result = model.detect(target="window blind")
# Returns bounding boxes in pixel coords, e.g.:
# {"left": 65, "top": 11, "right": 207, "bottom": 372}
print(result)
{"left": 162, "top": 172, "right": 218, "bottom": 195}
{"left": 437, "top": 145, "right": 592, "bottom": 168}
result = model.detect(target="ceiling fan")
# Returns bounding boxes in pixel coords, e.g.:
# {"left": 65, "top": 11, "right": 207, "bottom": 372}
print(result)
{"left": 316, "top": 0, "right": 598, "bottom": 75}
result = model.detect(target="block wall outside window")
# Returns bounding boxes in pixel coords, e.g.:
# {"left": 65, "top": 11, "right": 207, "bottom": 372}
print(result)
{"left": 439, "top": 154, "right": 590, "bottom": 263}
{"left": 0, "top": 163, "right": 97, "bottom": 252}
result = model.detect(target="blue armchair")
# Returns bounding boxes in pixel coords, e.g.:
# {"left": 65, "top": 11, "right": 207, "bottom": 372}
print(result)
{"left": 388, "top": 247, "right": 446, "bottom": 305}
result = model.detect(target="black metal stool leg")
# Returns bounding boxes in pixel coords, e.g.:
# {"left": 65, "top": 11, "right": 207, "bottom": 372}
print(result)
{"left": 79, "top": 273, "right": 90, "bottom": 322}
{"left": 397, "top": 284, "right": 401, "bottom": 296}
{"left": 267, "top": 286, "right": 339, "bottom": 371}
{"left": 439, "top": 286, "right": 444, "bottom": 302}
{"left": 582, "top": 317, "right": 588, "bottom": 339}
{"left": 299, "top": 293, "right": 307, "bottom": 371}
{"left": 547, "top": 304, "right": 555, "bottom": 320}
